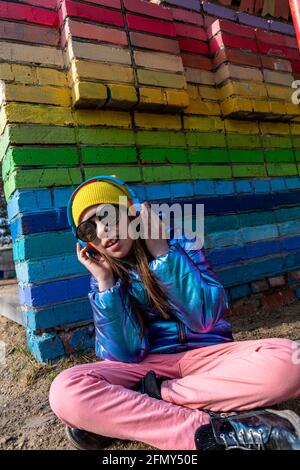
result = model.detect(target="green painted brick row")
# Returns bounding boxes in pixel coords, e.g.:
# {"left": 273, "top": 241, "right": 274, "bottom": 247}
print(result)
{"left": 4, "top": 168, "right": 83, "bottom": 200}
{"left": 82, "top": 147, "right": 137, "bottom": 164}
{"left": 2, "top": 147, "right": 80, "bottom": 181}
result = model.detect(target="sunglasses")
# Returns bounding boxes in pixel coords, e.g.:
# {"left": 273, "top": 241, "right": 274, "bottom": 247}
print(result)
{"left": 76, "top": 204, "right": 122, "bottom": 243}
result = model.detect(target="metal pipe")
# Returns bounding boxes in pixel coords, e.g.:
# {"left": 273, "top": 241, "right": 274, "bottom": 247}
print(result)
{"left": 289, "top": 0, "right": 300, "bottom": 51}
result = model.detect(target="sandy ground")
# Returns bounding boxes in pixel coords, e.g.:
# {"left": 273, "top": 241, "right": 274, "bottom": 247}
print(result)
{"left": 0, "top": 302, "right": 299, "bottom": 450}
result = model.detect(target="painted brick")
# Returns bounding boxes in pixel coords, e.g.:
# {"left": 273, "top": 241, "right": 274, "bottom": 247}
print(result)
{"left": 134, "top": 50, "right": 184, "bottom": 73}
{"left": 60, "top": 0, "right": 124, "bottom": 27}
{"left": 137, "top": 69, "right": 186, "bottom": 89}
{"left": 62, "top": 19, "right": 127, "bottom": 47}
{"left": 129, "top": 32, "right": 180, "bottom": 54}
{"left": 67, "top": 40, "right": 131, "bottom": 65}
{"left": 134, "top": 112, "right": 181, "bottom": 130}
{"left": 261, "top": 56, "right": 292, "bottom": 73}
{"left": 139, "top": 148, "right": 187, "bottom": 163}
{"left": 165, "top": 90, "right": 189, "bottom": 110}
{"left": 126, "top": 14, "right": 177, "bottom": 37}
{"left": 213, "top": 48, "right": 261, "bottom": 69}
{"left": 207, "top": 19, "right": 255, "bottom": 39}
{"left": 1, "top": 83, "right": 71, "bottom": 107}
{"left": 74, "top": 109, "right": 131, "bottom": 127}
{"left": 71, "top": 60, "right": 134, "bottom": 83}
{"left": 263, "top": 70, "right": 294, "bottom": 87}
{"left": 170, "top": 7, "right": 203, "bottom": 25}
{"left": 72, "top": 81, "right": 107, "bottom": 108}
{"left": 0, "top": 42, "right": 64, "bottom": 68}
{"left": 106, "top": 84, "right": 138, "bottom": 109}
{"left": 85, "top": 166, "right": 141, "bottom": 182}
{"left": 178, "top": 38, "right": 209, "bottom": 55}
{"left": 210, "top": 32, "right": 258, "bottom": 55}
{"left": 123, "top": 0, "right": 173, "bottom": 20}
{"left": 0, "top": 20, "right": 59, "bottom": 46}
{"left": 174, "top": 23, "right": 207, "bottom": 41}
{"left": 185, "top": 68, "right": 215, "bottom": 85}
{"left": 181, "top": 53, "right": 213, "bottom": 71}
{"left": 215, "top": 64, "right": 263, "bottom": 85}
{"left": 82, "top": 147, "right": 137, "bottom": 164}
{"left": 0, "top": 1, "right": 58, "bottom": 27}
{"left": 0, "top": 103, "right": 73, "bottom": 135}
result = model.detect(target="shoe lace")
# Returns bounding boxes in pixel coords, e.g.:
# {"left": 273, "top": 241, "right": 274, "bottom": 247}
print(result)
{"left": 219, "top": 428, "right": 266, "bottom": 451}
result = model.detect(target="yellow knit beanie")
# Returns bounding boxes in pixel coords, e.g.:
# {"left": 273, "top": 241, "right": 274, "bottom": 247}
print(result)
{"left": 72, "top": 179, "right": 133, "bottom": 227}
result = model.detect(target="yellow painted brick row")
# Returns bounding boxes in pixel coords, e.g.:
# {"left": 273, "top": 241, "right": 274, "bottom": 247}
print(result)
{"left": 74, "top": 109, "right": 131, "bottom": 127}
{"left": 224, "top": 119, "right": 259, "bottom": 134}
{"left": 0, "top": 42, "right": 64, "bottom": 68}
{"left": 72, "top": 81, "right": 107, "bottom": 108}
{"left": 134, "top": 112, "right": 181, "bottom": 130}
{"left": 0, "top": 62, "right": 68, "bottom": 86}
{"left": 185, "top": 98, "right": 221, "bottom": 115}
{"left": 183, "top": 115, "right": 224, "bottom": 132}
{"left": 72, "top": 81, "right": 189, "bottom": 111}
{"left": 70, "top": 60, "right": 135, "bottom": 84}
{"left": 221, "top": 97, "right": 299, "bottom": 119}
{"left": 0, "top": 103, "right": 73, "bottom": 135}
{"left": 1, "top": 83, "right": 71, "bottom": 107}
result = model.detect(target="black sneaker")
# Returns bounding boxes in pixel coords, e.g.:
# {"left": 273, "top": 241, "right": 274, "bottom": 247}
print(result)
{"left": 132, "top": 370, "right": 171, "bottom": 400}
{"left": 65, "top": 426, "right": 119, "bottom": 450}
{"left": 195, "top": 409, "right": 300, "bottom": 450}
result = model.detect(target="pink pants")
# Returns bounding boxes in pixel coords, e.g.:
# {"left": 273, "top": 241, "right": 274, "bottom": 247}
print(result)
{"left": 49, "top": 338, "right": 300, "bottom": 450}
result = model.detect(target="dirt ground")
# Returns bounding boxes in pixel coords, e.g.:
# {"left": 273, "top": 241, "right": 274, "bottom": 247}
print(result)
{"left": 0, "top": 301, "right": 299, "bottom": 450}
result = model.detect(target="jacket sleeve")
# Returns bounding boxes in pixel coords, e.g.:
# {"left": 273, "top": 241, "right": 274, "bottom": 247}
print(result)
{"left": 88, "top": 275, "right": 149, "bottom": 363}
{"left": 149, "top": 239, "right": 230, "bottom": 333}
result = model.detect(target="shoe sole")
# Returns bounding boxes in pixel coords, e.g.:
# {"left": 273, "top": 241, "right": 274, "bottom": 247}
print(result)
{"left": 266, "top": 408, "right": 300, "bottom": 446}
{"left": 65, "top": 426, "right": 117, "bottom": 450}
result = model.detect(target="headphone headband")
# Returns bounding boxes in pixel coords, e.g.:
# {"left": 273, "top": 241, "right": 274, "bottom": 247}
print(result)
{"left": 67, "top": 175, "right": 141, "bottom": 238}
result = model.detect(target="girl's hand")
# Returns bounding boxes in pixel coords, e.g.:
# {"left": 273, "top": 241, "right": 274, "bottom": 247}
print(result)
{"left": 141, "top": 202, "right": 169, "bottom": 259}
{"left": 76, "top": 243, "right": 114, "bottom": 289}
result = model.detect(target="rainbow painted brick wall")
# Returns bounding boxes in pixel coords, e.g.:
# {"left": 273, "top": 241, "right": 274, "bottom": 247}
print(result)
{"left": 1, "top": 0, "right": 300, "bottom": 362}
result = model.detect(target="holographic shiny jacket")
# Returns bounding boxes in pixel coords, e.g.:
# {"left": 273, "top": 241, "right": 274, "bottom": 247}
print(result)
{"left": 88, "top": 234, "right": 233, "bottom": 363}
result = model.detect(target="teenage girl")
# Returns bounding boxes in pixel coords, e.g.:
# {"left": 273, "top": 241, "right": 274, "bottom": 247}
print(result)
{"left": 49, "top": 177, "right": 300, "bottom": 450}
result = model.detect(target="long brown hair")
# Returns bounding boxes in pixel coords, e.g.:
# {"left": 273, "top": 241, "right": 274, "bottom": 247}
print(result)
{"left": 99, "top": 235, "right": 174, "bottom": 337}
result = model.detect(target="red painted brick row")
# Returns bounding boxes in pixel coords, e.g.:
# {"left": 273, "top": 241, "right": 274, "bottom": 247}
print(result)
{"left": 213, "top": 48, "right": 293, "bottom": 73}
{"left": 0, "top": 19, "right": 60, "bottom": 46}
{"left": 126, "top": 13, "right": 177, "bottom": 37}
{"left": 174, "top": 23, "right": 207, "bottom": 42}
{"left": 81, "top": 0, "right": 121, "bottom": 8}
{"left": 207, "top": 19, "right": 255, "bottom": 40}
{"left": 123, "top": 0, "right": 173, "bottom": 21}
{"left": 170, "top": 7, "right": 203, "bottom": 26}
{"left": 210, "top": 32, "right": 258, "bottom": 55}
{"left": 256, "top": 29, "right": 298, "bottom": 50}
{"left": 0, "top": 1, "right": 58, "bottom": 27}
{"left": 61, "top": 18, "right": 127, "bottom": 48}
{"left": 213, "top": 48, "right": 261, "bottom": 69}
{"left": 129, "top": 31, "right": 180, "bottom": 54}
{"left": 60, "top": 0, "right": 124, "bottom": 27}
{"left": 181, "top": 52, "right": 213, "bottom": 71}
{"left": 257, "top": 42, "right": 299, "bottom": 61}
{"left": 22, "top": 0, "right": 57, "bottom": 8}
{"left": 178, "top": 37, "right": 210, "bottom": 56}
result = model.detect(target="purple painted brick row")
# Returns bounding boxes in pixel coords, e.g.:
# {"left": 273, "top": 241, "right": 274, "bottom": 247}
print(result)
{"left": 159, "top": 0, "right": 200, "bottom": 12}
{"left": 202, "top": 1, "right": 237, "bottom": 21}
{"left": 268, "top": 20, "right": 295, "bottom": 36}
{"left": 201, "top": 2, "right": 295, "bottom": 37}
